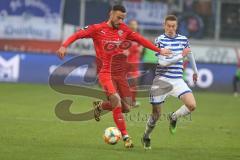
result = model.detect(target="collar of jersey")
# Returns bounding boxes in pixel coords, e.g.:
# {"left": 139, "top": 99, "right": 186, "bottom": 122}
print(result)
{"left": 164, "top": 33, "right": 178, "bottom": 39}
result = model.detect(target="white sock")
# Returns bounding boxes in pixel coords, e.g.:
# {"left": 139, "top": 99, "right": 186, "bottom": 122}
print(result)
{"left": 123, "top": 135, "right": 129, "bottom": 140}
{"left": 144, "top": 115, "right": 157, "bottom": 139}
{"left": 172, "top": 105, "right": 190, "bottom": 120}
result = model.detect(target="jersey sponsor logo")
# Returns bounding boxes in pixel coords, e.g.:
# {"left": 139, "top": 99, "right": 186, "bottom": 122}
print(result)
{"left": 119, "top": 41, "right": 131, "bottom": 49}
{"left": 103, "top": 40, "right": 132, "bottom": 52}
{"left": 118, "top": 30, "right": 123, "bottom": 36}
{"left": 104, "top": 42, "right": 118, "bottom": 51}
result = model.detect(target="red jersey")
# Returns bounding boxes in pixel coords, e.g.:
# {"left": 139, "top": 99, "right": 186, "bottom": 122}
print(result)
{"left": 62, "top": 21, "right": 160, "bottom": 74}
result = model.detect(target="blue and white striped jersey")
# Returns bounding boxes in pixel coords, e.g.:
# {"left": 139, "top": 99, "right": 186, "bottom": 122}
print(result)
{"left": 155, "top": 34, "right": 189, "bottom": 79}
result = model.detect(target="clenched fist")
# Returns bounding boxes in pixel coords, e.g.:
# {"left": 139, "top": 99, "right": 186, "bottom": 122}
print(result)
{"left": 182, "top": 48, "right": 191, "bottom": 57}
{"left": 56, "top": 46, "right": 67, "bottom": 60}
{"left": 160, "top": 48, "right": 172, "bottom": 56}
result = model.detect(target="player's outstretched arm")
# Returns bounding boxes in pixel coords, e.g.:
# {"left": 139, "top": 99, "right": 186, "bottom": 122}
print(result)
{"left": 158, "top": 54, "right": 184, "bottom": 67}
{"left": 158, "top": 48, "right": 192, "bottom": 67}
{"left": 127, "top": 32, "right": 171, "bottom": 56}
{"left": 184, "top": 46, "right": 198, "bottom": 83}
{"left": 187, "top": 52, "right": 198, "bottom": 83}
{"left": 56, "top": 25, "right": 95, "bottom": 60}
{"left": 56, "top": 33, "right": 79, "bottom": 60}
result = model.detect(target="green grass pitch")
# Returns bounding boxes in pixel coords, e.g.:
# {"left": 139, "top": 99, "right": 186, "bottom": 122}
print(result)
{"left": 0, "top": 83, "right": 240, "bottom": 160}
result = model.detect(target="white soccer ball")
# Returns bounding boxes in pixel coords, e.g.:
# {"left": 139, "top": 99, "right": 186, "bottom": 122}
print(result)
{"left": 103, "top": 127, "right": 122, "bottom": 145}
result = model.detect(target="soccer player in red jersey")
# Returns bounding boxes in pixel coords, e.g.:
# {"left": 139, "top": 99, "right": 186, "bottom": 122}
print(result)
{"left": 56, "top": 5, "right": 171, "bottom": 148}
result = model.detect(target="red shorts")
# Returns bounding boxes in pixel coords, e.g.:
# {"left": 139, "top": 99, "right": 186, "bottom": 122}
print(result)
{"left": 98, "top": 73, "right": 132, "bottom": 98}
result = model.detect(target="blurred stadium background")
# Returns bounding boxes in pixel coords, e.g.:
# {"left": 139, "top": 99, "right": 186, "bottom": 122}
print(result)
{"left": 0, "top": 0, "right": 240, "bottom": 160}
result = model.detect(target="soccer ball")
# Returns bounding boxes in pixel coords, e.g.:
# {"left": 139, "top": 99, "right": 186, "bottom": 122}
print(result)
{"left": 103, "top": 127, "right": 122, "bottom": 145}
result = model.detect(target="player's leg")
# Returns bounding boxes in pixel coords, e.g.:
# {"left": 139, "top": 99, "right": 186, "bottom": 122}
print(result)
{"left": 93, "top": 78, "right": 116, "bottom": 121}
{"left": 92, "top": 64, "right": 113, "bottom": 113}
{"left": 99, "top": 76, "right": 133, "bottom": 148}
{"left": 96, "top": 88, "right": 132, "bottom": 147}
{"left": 92, "top": 100, "right": 112, "bottom": 122}
{"left": 95, "top": 96, "right": 136, "bottom": 115}
{"left": 172, "top": 92, "right": 196, "bottom": 120}
{"left": 169, "top": 92, "right": 196, "bottom": 133}
{"left": 120, "top": 95, "right": 140, "bottom": 147}
{"left": 180, "top": 92, "right": 197, "bottom": 112}
{"left": 95, "top": 80, "right": 128, "bottom": 133}
{"left": 121, "top": 96, "right": 140, "bottom": 113}
{"left": 111, "top": 95, "right": 134, "bottom": 148}
{"left": 142, "top": 103, "right": 162, "bottom": 150}
{"left": 142, "top": 76, "right": 171, "bottom": 149}
{"left": 112, "top": 77, "right": 135, "bottom": 148}
{"left": 115, "top": 76, "right": 136, "bottom": 113}
{"left": 169, "top": 79, "right": 196, "bottom": 134}
{"left": 121, "top": 97, "right": 132, "bottom": 113}
{"left": 108, "top": 93, "right": 129, "bottom": 137}
{"left": 170, "top": 92, "right": 196, "bottom": 133}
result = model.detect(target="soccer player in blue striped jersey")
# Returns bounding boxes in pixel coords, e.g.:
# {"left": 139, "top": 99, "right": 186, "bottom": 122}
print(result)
{"left": 141, "top": 15, "right": 198, "bottom": 150}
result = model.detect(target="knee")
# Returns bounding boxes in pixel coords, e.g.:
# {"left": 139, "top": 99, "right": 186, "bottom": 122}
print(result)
{"left": 152, "top": 110, "right": 161, "bottom": 121}
{"left": 186, "top": 102, "right": 196, "bottom": 112}
{"left": 120, "top": 100, "right": 131, "bottom": 113}
{"left": 109, "top": 94, "right": 121, "bottom": 107}
{"left": 122, "top": 107, "right": 130, "bottom": 113}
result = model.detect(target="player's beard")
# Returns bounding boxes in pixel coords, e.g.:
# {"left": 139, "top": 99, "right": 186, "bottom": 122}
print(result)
{"left": 111, "top": 21, "right": 119, "bottom": 29}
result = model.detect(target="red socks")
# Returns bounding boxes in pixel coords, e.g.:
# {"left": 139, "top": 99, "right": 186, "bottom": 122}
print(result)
{"left": 100, "top": 101, "right": 128, "bottom": 136}
{"left": 112, "top": 106, "right": 128, "bottom": 136}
